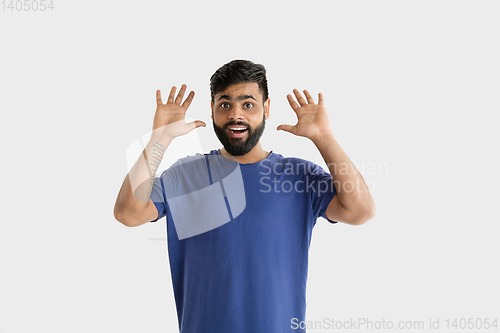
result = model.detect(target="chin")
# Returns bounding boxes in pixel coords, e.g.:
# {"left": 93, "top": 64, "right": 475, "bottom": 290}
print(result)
{"left": 213, "top": 117, "right": 265, "bottom": 156}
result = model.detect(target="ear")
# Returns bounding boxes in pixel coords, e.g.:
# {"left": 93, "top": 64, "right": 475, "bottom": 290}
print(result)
{"left": 210, "top": 100, "right": 214, "bottom": 120}
{"left": 264, "top": 98, "right": 270, "bottom": 120}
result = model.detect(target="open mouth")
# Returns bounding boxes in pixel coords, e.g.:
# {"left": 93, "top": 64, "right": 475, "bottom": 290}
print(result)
{"left": 227, "top": 127, "right": 249, "bottom": 137}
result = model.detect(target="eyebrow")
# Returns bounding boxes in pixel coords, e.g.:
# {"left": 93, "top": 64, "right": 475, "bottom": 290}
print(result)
{"left": 217, "top": 94, "right": 257, "bottom": 102}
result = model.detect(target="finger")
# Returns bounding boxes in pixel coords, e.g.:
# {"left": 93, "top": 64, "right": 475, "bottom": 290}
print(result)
{"left": 184, "top": 120, "right": 207, "bottom": 134}
{"left": 276, "top": 124, "right": 295, "bottom": 134}
{"left": 293, "top": 89, "right": 307, "bottom": 106}
{"left": 174, "top": 84, "right": 187, "bottom": 105}
{"left": 167, "top": 86, "right": 176, "bottom": 104}
{"left": 287, "top": 94, "right": 300, "bottom": 112}
{"left": 318, "top": 92, "right": 324, "bottom": 105}
{"left": 156, "top": 90, "right": 163, "bottom": 106}
{"left": 192, "top": 120, "right": 206, "bottom": 128}
{"left": 303, "top": 89, "right": 315, "bottom": 104}
{"left": 181, "top": 90, "right": 195, "bottom": 109}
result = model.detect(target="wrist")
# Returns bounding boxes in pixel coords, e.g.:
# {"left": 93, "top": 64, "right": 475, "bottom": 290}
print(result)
{"left": 150, "top": 129, "right": 174, "bottom": 145}
{"left": 311, "top": 130, "right": 335, "bottom": 147}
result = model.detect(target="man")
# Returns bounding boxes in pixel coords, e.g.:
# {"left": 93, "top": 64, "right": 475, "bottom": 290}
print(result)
{"left": 113, "top": 60, "right": 376, "bottom": 332}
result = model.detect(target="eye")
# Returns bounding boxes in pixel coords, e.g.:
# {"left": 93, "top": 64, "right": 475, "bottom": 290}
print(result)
{"left": 220, "top": 102, "right": 230, "bottom": 109}
{"left": 244, "top": 102, "right": 254, "bottom": 109}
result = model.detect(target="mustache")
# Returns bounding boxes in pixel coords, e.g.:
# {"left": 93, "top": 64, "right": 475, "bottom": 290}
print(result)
{"left": 222, "top": 121, "right": 251, "bottom": 130}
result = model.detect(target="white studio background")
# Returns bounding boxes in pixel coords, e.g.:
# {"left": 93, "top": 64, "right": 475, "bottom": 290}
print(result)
{"left": 1, "top": 1, "right": 499, "bottom": 332}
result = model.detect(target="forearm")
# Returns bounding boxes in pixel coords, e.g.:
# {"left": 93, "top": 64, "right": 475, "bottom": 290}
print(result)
{"left": 114, "top": 133, "right": 171, "bottom": 220}
{"left": 313, "top": 132, "right": 375, "bottom": 215}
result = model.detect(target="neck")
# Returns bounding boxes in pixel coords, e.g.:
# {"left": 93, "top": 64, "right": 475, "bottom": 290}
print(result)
{"left": 219, "top": 142, "right": 270, "bottom": 164}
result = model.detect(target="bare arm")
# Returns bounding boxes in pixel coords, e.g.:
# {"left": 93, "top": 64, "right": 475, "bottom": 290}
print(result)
{"left": 313, "top": 133, "right": 376, "bottom": 225}
{"left": 113, "top": 85, "right": 205, "bottom": 227}
{"left": 113, "top": 136, "right": 171, "bottom": 227}
{"left": 278, "top": 89, "right": 376, "bottom": 226}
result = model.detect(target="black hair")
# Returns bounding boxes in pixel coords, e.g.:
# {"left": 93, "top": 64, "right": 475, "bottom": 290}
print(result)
{"left": 210, "top": 59, "right": 269, "bottom": 104}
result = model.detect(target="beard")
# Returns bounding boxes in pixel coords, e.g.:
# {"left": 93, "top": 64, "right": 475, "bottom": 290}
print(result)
{"left": 213, "top": 113, "right": 266, "bottom": 156}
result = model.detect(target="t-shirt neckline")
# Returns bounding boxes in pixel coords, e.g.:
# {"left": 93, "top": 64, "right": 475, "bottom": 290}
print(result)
{"left": 214, "top": 149, "right": 274, "bottom": 166}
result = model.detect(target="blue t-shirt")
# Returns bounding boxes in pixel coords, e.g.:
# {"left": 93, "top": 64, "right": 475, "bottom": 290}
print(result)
{"left": 150, "top": 149, "right": 337, "bottom": 333}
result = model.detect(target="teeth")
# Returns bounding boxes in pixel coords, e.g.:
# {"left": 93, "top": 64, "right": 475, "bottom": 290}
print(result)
{"left": 230, "top": 128, "right": 247, "bottom": 131}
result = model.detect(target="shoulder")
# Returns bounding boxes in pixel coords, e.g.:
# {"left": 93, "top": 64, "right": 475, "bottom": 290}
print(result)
{"left": 157, "top": 152, "right": 210, "bottom": 178}
{"left": 267, "top": 152, "right": 314, "bottom": 165}
{"left": 176, "top": 152, "right": 207, "bottom": 164}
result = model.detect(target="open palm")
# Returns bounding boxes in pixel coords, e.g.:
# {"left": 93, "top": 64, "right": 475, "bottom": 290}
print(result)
{"left": 152, "top": 84, "right": 205, "bottom": 139}
{"left": 277, "top": 89, "right": 332, "bottom": 142}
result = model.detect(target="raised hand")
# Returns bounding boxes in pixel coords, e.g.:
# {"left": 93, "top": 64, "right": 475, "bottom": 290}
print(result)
{"left": 152, "top": 84, "right": 206, "bottom": 139}
{"left": 277, "top": 89, "right": 332, "bottom": 143}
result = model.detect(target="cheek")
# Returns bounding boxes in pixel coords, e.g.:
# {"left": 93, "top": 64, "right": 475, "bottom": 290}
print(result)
{"left": 213, "top": 115, "right": 224, "bottom": 126}
{"left": 212, "top": 116, "right": 226, "bottom": 129}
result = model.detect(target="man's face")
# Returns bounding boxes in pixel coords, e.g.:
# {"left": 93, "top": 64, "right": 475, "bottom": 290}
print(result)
{"left": 211, "top": 82, "right": 270, "bottom": 156}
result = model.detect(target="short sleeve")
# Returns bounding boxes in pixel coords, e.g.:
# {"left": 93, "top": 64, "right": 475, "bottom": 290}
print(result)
{"left": 307, "top": 163, "right": 338, "bottom": 224}
{"left": 148, "top": 154, "right": 203, "bottom": 223}
{"left": 149, "top": 175, "right": 167, "bottom": 222}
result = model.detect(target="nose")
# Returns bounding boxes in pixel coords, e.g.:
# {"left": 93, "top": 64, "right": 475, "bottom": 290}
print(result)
{"left": 228, "top": 105, "right": 245, "bottom": 121}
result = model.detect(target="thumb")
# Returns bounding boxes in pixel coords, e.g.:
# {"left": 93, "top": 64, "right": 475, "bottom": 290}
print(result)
{"left": 186, "top": 120, "right": 206, "bottom": 129}
{"left": 183, "top": 120, "right": 206, "bottom": 134}
{"left": 192, "top": 120, "right": 206, "bottom": 128}
{"left": 277, "top": 124, "right": 295, "bottom": 134}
